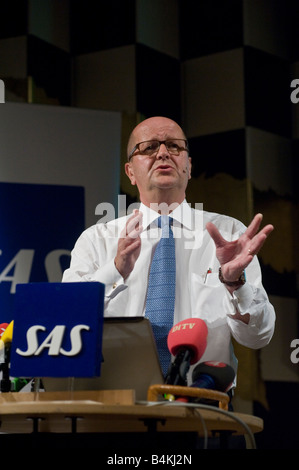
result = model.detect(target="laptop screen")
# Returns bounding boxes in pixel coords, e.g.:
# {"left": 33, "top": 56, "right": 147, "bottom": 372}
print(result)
{"left": 43, "top": 317, "right": 164, "bottom": 401}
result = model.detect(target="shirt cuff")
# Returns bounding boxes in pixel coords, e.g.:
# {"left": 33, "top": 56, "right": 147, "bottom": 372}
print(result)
{"left": 93, "top": 259, "right": 127, "bottom": 299}
{"left": 230, "top": 282, "right": 255, "bottom": 313}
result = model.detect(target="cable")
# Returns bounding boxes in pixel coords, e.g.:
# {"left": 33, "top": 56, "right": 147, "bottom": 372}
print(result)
{"left": 141, "top": 400, "right": 257, "bottom": 449}
{"left": 193, "top": 407, "right": 209, "bottom": 449}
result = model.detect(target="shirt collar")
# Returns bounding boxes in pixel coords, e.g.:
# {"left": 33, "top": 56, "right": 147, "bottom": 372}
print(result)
{"left": 138, "top": 200, "right": 195, "bottom": 231}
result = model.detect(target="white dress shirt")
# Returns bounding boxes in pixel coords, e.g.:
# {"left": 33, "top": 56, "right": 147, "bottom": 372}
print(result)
{"left": 62, "top": 201, "right": 275, "bottom": 385}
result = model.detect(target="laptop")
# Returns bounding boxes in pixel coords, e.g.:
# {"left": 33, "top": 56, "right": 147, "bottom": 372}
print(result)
{"left": 43, "top": 317, "right": 164, "bottom": 401}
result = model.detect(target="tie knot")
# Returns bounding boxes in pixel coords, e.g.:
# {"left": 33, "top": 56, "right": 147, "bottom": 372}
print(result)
{"left": 157, "top": 215, "right": 173, "bottom": 239}
{"left": 157, "top": 215, "right": 172, "bottom": 228}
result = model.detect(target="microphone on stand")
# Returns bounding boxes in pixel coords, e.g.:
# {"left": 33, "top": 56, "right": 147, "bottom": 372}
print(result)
{"left": 0, "top": 323, "right": 9, "bottom": 339}
{"left": 174, "top": 361, "right": 236, "bottom": 405}
{"left": 0, "top": 321, "right": 31, "bottom": 392}
{"left": 0, "top": 321, "right": 14, "bottom": 392}
{"left": 191, "top": 361, "right": 235, "bottom": 393}
{"left": 164, "top": 318, "right": 208, "bottom": 386}
{"left": 0, "top": 323, "right": 9, "bottom": 364}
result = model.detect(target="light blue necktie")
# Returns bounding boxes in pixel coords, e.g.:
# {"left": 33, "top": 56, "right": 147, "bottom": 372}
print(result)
{"left": 145, "top": 215, "right": 176, "bottom": 376}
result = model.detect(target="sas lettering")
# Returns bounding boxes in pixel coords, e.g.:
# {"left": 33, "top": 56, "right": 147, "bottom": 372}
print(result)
{"left": 16, "top": 324, "right": 90, "bottom": 357}
{"left": 0, "top": 249, "right": 70, "bottom": 293}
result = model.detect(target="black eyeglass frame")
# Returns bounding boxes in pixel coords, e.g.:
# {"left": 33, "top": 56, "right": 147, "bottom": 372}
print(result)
{"left": 128, "top": 139, "right": 189, "bottom": 161}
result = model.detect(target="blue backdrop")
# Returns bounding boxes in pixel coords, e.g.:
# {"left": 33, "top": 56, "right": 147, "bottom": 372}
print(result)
{"left": 0, "top": 182, "right": 85, "bottom": 323}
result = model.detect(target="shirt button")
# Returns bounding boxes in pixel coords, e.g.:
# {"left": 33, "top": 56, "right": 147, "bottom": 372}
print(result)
{"left": 112, "top": 282, "right": 117, "bottom": 289}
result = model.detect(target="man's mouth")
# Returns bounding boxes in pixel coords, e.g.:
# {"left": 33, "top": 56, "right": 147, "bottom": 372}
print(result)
{"left": 154, "top": 164, "right": 173, "bottom": 171}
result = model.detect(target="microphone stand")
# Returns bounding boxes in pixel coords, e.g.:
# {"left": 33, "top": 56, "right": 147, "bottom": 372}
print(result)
{"left": 0, "top": 343, "right": 11, "bottom": 392}
{"left": 164, "top": 349, "right": 192, "bottom": 386}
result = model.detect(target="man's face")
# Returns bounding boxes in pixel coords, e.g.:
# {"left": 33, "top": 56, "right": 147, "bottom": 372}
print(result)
{"left": 125, "top": 117, "right": 192, "bottom": 202}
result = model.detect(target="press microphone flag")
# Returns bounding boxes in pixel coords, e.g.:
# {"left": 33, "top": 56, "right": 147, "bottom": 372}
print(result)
{"left": 165, "top": 318, "right": 208, "bottom": 385}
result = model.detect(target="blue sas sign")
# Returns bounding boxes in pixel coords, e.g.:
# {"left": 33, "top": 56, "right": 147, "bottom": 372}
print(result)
{"left": 10, "top": 282, "right": 105, "bottom": 378}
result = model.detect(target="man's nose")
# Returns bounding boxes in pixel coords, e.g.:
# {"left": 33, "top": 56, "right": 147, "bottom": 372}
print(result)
{"left": 156, "top": 142, "right": 170, "bottom": 159}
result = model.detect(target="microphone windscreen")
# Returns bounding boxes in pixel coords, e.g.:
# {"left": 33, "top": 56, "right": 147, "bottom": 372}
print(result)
{"left": 192, "top": 361, "right": 235, "bottom": 392}
{"left": 167, "top": 318, "right": 208, "bottom": 364}
{"left": 0, "top": 323, "right": 9, "bottom": 339}
{"left": 1, "top": 321, "right": 14, "bottom": 344}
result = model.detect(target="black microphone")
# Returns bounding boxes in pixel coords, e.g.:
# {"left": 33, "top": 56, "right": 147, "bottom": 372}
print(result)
{"left": 164, "top": 318, "right": 208, "bottom": 386}
{"left": 191, "top": 361, "right": 235, "bottom": 393}
{"left": 0, "top": 321, "right": 13, "bottom": 392}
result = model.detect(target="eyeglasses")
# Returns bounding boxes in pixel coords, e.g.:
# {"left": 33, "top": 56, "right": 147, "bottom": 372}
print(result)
{"left": 128, "top": 139, "right": 189, "bottom": 161}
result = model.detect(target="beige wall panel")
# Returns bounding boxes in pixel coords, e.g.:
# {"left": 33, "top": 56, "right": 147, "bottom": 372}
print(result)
{"left": 243, "top": 0, "right": 291, "bottom": 60}
{"left": 136, "top": 0, "right": 179, "bottom": 59}
{"left": 182, "top": 49, "right": 245, "bottom": 138}
{"left": 74, "top": 46, "right": 136, "bottom": 113}
{"left": 246, "top": 127, "right": 293, "bottom": 197}
{"left": 28, "top": 0, "right": 70, "bottom": 52}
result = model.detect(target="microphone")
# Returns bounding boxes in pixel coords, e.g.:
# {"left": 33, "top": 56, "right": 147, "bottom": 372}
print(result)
{"left": 0, "top": 321, "right": 14, "bottom": 392}
{"left": 191, "top": 361, "right": 235, "bottom": 393}
{"left": 173, "top": 361, "right": 235, "bottom": 405}
{"left": 1, "top": 321, "right": 14, "bottom": 344}
{"left": 164, "top": 318, "right": 208, "bottom": 386}
{"left": 0, "top": 323, "right": 9, "bottom": 339}
{"left": 0, "top": 323, "right": 9, "bottom": 364}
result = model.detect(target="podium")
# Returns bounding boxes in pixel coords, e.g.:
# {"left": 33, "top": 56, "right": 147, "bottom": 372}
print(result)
{"left": 0, "top": 387, "right": 263, "bottom": 449}
{"left": 2, "top": 286, "right": 263, "bottom": 448}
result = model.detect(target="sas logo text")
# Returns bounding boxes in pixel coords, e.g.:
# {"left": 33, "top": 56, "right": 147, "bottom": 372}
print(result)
{"left": 16, "top": 324, "right": 90, "bottom": 357}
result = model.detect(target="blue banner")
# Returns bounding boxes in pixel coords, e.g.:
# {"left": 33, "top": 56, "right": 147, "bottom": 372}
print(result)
{"left": 0, "top": 182, "right": 85, "bottom": 323}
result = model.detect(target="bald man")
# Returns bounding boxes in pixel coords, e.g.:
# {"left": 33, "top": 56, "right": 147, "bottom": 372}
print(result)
{"left": 62, "top": 116, "right": 275, "bottom": 386}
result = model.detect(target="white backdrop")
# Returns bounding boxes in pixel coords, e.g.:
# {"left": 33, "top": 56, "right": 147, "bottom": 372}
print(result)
{"left": 0, "top": 103, "right": 121, "bottom": 322}
{"left": 0, "top": 103, "right": 121, "bottom": 228}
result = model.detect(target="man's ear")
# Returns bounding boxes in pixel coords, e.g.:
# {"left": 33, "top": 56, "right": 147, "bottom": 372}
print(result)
{"left": 188, "top": 157, "right": 192, "bottom": 179}
{"left": 125, "top": 162, "right": 136, "bottom": 185}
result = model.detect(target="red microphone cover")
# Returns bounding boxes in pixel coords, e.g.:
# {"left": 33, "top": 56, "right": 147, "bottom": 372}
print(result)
{"left": 0, "top": 323, "right": 9, "bottom": 339}
{"left": 167, "top": 318, "right": 208, "bottom": 364}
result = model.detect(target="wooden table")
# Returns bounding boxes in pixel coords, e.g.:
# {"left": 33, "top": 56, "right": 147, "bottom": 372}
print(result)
{"left": 0, "top": 390, "right": 263, "bottom": 449}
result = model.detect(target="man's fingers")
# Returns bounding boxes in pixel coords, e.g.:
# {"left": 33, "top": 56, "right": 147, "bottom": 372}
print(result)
{"left": 121, "top": 237, "right": 141, "bottom": 256}
{"left": 121, "top": 210, "right": 143, "bottom": 238}
{"left": 247, "top": 225, "right": 274, "bottom": 256}
{"left": 115, "top": 212, "right": 142, "bottom": 279}
{"left": 205, "top": 222, "right": 226, "bottom": 247}
{"left": 262, "top": 223, "right": 274, "bottom": 237}
{"left": 127, "top": 210, "right": 142, "bottom": 230}
{"left": 244, "top": 213, "right": 271, "bottom": 240}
